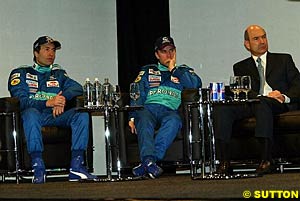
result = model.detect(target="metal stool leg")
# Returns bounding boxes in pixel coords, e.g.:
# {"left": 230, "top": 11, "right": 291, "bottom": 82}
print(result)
{"left": 187, "top": 104, "right": 195, "bottom": 178}
{"left": 199, "top": 102, "right": 206, "bottom": 178}
{"left": 12, "top": 112, "right": 20, "bottom": 184}
{"left": 207, "top": 103, "right": 216, "bottom": 174}
{"left": 188, "top": 102, "right": 206, "bottom": 179}
{"left": 114, "top": 108, "right": 122, "bottom": 179}
{"left": 104, "top": 106, "right": 113, "bottom": 181}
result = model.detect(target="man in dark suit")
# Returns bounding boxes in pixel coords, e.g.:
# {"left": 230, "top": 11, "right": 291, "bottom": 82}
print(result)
{"left": 214, "top": 24, "right": 300, "bottom": 175}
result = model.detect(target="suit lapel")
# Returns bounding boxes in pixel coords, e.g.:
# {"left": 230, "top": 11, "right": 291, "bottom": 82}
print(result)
{"left": 266, "top": 52, "right": 274, "bottom": 78}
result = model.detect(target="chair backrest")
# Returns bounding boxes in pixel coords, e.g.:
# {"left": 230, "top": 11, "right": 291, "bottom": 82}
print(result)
{"left": 0, "top": 97, "right": 22, "bottom": 173}
{"left": 116, "top": 89, "right": 201, "bottom": 167}
{"left": 0, "top": 97, "right": 20, "bottom": 113}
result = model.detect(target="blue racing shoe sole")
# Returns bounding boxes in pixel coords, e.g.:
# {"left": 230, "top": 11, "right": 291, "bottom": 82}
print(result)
{"left": 32, "top": 171, "right": 46, "bottom": 184}
{"left": 69, "top": 170, "right": 99, "bottom": 182}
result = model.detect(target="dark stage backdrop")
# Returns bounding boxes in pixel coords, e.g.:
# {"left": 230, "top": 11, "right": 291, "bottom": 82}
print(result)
{"left": 117, "top": 0, "right": 170, "bottom": 93}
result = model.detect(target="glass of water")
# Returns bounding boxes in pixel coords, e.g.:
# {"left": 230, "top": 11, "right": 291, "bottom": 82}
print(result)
{"left": 241, "top": 76, "right": 251, "bottom": 100}
{"left": 229, "top": 76, "right": 241, "bottom": 101}
{"left": 112, "top": 85, "right": 121, "bottom": 106}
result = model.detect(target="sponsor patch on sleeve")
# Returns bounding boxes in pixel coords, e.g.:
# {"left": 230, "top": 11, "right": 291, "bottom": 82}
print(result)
{"left": 10, "top": 73, "right": 20, "bottom": 80}
{"left": 134, "top": 71, "right": 144, "bottom": 83}
{"left": 189, "top": 69, "right": 195, "bottom": 75}
{"left": 134, "top": 75, "right": 142, "bottom": 83}
{"left": 11, "top": 79, "right": 20, "bottom": 86}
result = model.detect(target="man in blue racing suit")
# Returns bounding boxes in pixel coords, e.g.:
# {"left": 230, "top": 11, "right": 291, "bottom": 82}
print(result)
{"left": 129, "top": 36, "right": 202, "bottom": 178}
{"left": 8, "top": 36, "right": 98, "bottom": 184}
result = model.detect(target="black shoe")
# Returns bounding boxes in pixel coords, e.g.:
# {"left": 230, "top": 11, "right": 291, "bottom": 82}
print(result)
{"left": 216, "top": 161, "right": 232, "bottom": 175}
{"left": 255, "top": 160, "right": 273, "bottom": 175}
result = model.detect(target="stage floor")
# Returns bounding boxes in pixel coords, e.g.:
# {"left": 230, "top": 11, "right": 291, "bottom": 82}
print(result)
{"left": 1, "top": 171, "right": 300, "bottom": 200}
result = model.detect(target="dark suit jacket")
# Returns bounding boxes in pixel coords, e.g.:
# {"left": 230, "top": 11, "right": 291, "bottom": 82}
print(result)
{"left": 233, "top": 52, "right": 300, "bottom": 103}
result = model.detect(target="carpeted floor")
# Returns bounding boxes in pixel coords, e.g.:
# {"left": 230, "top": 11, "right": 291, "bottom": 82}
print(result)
{"left": 1, "top": 171, "right": 300, "bottom": 200}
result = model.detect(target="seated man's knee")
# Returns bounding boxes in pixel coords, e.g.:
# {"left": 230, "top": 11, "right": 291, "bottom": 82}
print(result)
{"left": 22, "top": 108, "right": 41, "bottom": 121}
{"left": 75, "top": 112, "right": 89, "bottom": 125}
{"left": 164, "top": 114, "right": 182, "bottom": 128}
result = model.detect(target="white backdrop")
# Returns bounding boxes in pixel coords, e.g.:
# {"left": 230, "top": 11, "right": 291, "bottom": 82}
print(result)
{"left": 170, "top": 0, "right": 300, "bottom": 87}
{"left": 0, "top": 0, "right": 118, "bottom": 96}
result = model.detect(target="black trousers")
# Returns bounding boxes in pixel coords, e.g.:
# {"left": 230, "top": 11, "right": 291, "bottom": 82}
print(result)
{"left": 213, "top": 96, "right": 288, "bottom": 142}
{"left": 213, "top": 96, "right": 289, "bottom": 160}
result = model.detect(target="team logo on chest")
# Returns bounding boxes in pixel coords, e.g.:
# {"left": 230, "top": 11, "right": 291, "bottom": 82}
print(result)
{"left": 26, "top": 80, "right": 38, "bottom": 88}
{"left": 171, "top": 76, "right": 180, "bottom": 83}
{"left": 26, "top": 73, "right": 38, "bottom": 81}
{"left": 29, "top": 88, "right": 38, "bottom": 93}
{"left": 149, "top": 75, "right": 161, "bottom": 82}
{"left": 47, "top": 80, "right": 60, "bottom": 87}
{"left": 149, "top": 69, "right": 161, "bottom": 75}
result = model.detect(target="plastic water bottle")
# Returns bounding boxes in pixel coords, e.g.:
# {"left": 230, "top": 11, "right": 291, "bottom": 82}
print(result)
{"left": 83, "top": 78, "right": 93, "bottom": 107}
{"left": 94, "top": 77, "right": 103, "bottom": 107}
{"left": 102, "top": 78, "right": 113, "bottom": 106}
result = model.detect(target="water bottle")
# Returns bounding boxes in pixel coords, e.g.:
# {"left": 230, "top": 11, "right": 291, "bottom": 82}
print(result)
{"left": 102, "top": 78, "right": 113, "bottom": 106}
{"left": 83, "top": 78, "right": 93, "bottom": 107}
{"left": 94, "top": 77, "right": 103, "bottom": 107}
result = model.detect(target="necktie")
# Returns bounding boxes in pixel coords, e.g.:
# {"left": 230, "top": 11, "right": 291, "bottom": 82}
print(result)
{"left": 257, "top": 57, "right": 265, "bottom": 95}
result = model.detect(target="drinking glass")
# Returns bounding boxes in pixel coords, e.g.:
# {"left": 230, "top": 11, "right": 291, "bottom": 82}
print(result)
{"left": 129, "top": 83, "right": 140, "bottom": 105}
{"left": 229, "top": 76, "right": 241, "bottom": 101}
{"left": 112, "top": 85, "right": 121, "bottom": 106}
{"left": 241, "top": 76, "right": 251, "bottom": 100}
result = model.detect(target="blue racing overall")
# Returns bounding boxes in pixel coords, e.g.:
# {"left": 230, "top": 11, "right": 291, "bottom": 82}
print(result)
{"left": 8, "top": 64, "right": 89, "bottom": 154}
{"left": 130, "top": 63, "right": 202, "bottom": 162}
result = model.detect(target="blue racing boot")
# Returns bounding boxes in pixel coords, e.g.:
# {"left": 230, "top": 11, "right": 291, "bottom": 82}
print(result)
{"left": 132, "top": 163, "right": 146, "bottom": 177}
{"left": 32, "top": 157, "right": 46, "bottom": 184}
{"left": 69, "top": 156, "right": 99, "bottom": 182}
{"left": 143, "top": 158, "right": 163, "bottom": 179}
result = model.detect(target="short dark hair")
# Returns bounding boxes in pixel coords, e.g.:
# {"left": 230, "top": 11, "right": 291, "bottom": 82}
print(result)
{"left": 244, "top": 29, "right": 249, "bottom": 41}
{"left": 33, "top": 46, "right": 41, "bottom": 62}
